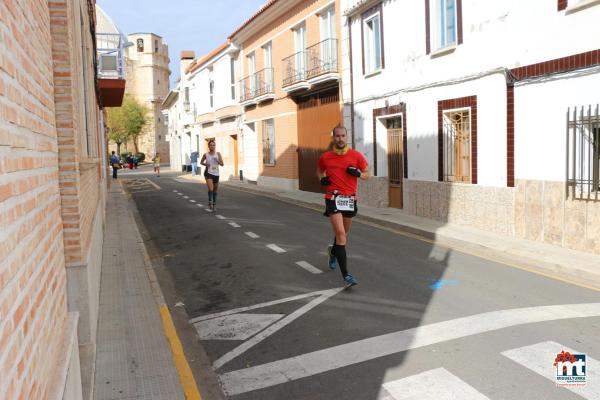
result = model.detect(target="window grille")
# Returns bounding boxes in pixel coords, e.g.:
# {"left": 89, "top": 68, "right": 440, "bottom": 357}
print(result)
{"left": 566, "top": 105, "right": 600, "bottom": 201}
{"left": 262, "top": 119, "right": 276, "bottom": 165}
{"left": 443, "top": 109, "right": 471, "bottom": 183}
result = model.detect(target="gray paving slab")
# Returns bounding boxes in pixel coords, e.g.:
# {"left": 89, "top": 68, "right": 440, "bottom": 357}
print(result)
{"left": 94, "top": 183, "right": 184, "bottom": 400}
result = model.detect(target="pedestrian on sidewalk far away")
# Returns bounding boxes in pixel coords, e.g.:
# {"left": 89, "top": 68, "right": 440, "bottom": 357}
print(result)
{"left": 200, "top": 139, "right": 224, "bottom": 212}
{"left": 152, "top": 153, "right": 161, "bottom": 177}
{"left": 191, "top": 150, "right": 199, "bottom": 175}
{"left": 110, "top": 151, "right": 120, "bottom": 179}
{"left": 127, "top": 152, "right": 134, "bottom": 170}
{"left": 317, "top": 125, "right": 369, "bottom": 288}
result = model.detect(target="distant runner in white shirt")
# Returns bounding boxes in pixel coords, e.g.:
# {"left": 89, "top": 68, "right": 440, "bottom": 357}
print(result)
{"left": 200, "top": 139, "right": 224, "bottom": 211}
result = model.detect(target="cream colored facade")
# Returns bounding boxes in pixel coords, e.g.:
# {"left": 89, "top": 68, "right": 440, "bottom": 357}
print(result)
{"left": 124, "top": 33, "right": 171, "bottom": 162}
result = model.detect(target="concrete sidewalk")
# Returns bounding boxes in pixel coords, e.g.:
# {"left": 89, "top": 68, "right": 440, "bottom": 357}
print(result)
{"left": 93, "top": 182, "right": 186, "bottom": 400}
{"left": 184, "top": 176, "right": 600, "bottom": 291}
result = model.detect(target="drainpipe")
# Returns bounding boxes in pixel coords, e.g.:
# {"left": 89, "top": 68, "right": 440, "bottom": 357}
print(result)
{"left": 347, "top": 18, "right": 356, "bottom": 149}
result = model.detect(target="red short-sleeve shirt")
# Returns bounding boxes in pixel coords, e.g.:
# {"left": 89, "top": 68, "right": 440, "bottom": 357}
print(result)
{"left": 318, "top": 149, "right": 368, "bottom": 197}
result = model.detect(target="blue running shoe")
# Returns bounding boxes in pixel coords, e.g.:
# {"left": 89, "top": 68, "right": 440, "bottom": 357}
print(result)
{"left": 344, "top": 274, "right": 357, "bottom": 288}
{"left": 327, "top": 245, "right": 336, "bottom": 270}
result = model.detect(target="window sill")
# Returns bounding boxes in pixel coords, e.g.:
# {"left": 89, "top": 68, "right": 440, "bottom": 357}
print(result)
{"left": 263, "top": 163, "right": 276, "bottom": 167}
{"left": 430, "top": 45, "right": 457, "bottom": 58}
{"left": 363, "top": 69, "right": 382, "bottom": 79}
{"left": 566, "top": 0, "right": 600, "bottom": 13}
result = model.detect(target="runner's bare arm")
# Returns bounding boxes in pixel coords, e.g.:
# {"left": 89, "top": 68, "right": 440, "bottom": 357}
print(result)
{"left": 200, "top": 154, "right": 207, "bottom": 166}
{"left": 217, "top": 152, "right": 224, "bottom": 166}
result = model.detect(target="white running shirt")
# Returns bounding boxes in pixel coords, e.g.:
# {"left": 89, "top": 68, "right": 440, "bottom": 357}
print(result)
{"left": 205, "top": 152, "right": 220, "bottom": 176}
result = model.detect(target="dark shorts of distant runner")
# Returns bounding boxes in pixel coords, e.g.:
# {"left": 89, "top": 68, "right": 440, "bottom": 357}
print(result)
{"left": 204, "top": 172, "right": 219, "bottom": 183}
{"left": 323, "top": 198, "right": 358, "bottom": 218}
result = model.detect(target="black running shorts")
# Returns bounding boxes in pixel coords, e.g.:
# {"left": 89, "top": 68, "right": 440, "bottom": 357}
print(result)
{"left": 204, "top": 172, "right": 219, "bottom": 183}
{"left": 323, "top": 199, "right": 358, "bottom": 218}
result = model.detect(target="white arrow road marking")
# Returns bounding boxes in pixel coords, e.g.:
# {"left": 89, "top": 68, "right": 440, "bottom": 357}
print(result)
{"left": 380, "top": 368, "right": 491, "bottom": 400}
{"left": 245, "top": 232, "right": 260, "bottom": 239}
{"left": 295, "top": 261, "right": 322, "bottom": 274}
{"left": 229, "top": 222, "right": 241, "bottom": 228}
{"left": 502, "top": 341, "right": 599, "bottom": 399}
{"left": 213, "top": 287, "right": 344, "bottom": 369}
{"left": 218, "top": 303, "right": 600, "bottom": 396}
{"left": 216, "top": 215, "right": 226, "bottom": 220}
{"left": 194, "top": 313, "right": 284, "bottom": 340}
{"left": 266, "top": 244, "right": 286, "bottom": 253}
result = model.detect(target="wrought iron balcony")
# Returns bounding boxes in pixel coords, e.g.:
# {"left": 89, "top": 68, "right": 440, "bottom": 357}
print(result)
{"left": 239, "top": 68, "right": 275, "bottom": 105}
{"left": 282, "top": 38, "right": 338, "bottom": 92}
{"left": 306, "top": 38, "right": 338, "bottom": 81}
{"left": 282, "top": 51, "right": 307, "bottom": 89}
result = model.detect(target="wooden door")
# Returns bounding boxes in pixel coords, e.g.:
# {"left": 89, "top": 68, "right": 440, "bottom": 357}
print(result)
{"left": 386, "top": 117, "right": 403, "bottom": 208}
{"left": 297, "top": 87, "right": 340, "bottom": 193}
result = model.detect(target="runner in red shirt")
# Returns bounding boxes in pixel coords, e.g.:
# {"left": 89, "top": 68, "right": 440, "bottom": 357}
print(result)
{"left": 317, "top": 125, "right": 369, "bottom": 288}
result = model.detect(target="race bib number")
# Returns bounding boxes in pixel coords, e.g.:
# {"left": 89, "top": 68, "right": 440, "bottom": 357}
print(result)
{"left": 335, "top": 195, "right": 355, "bottom": 211}
{"left": 209, "top": 164, "right": 219, "bottom": 174}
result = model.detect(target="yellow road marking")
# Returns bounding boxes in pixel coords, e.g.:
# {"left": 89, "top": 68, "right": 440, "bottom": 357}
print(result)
{"left": 159, "top": 306, "right": 202, "bottom": 400}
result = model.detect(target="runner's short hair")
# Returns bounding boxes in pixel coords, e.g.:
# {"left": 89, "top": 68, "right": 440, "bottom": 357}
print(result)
{"left": 331, "top": 125, "right": 347, "bottom": 136}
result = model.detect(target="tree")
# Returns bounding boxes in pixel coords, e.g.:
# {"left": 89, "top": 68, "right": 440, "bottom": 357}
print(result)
{"left": 106, "top": 95, "right": 149, "bottom": 155}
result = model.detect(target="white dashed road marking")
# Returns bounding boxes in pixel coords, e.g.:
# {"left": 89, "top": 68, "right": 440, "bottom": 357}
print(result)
{"left": 295, "top": 261, "right": 322, "bottom": 274}
{"left": 381, "top": 368, "right": 491, "bottom": 400}
{"left": 245, "top": 232, "right": 260, "bottom": 239}
{"left": 502, "top": 341, "right": 599, "bottom": 399}
{"left": 173, "top": 190, "right": 178, "bottom": 192}
{"left": 189, "top": 200, "right": 196, "bottom": 203}
{"left": 196, "top": 204, "right": 203, "bottom": 208}
{"left": 216, "top": 215, "right": 226, "bottom": 220}
{"left": 266, "top": 244, "right": 286, "bottom": 253}
{"left": 183, "top": 195, "right": 190, "bottom": 199}
{"left": 218, "top": 303, "right": 600, "bottom": 395}
{"left": 229, "top": 222, "right": 241, "bottom": 228}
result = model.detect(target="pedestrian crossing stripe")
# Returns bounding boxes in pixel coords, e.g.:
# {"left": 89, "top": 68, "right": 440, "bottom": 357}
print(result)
{"left": 218, "top": 303, "right": 600, "bottom": 396}
{"left": 380, "top": 368, "right": 490, "bottom": 400}
{"left": 502, "top": 341, "right": 599, "bottom": 399}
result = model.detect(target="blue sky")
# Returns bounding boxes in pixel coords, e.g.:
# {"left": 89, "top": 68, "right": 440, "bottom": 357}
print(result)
{"left": 97, "top": 0, "right": 268, "bottom": 86}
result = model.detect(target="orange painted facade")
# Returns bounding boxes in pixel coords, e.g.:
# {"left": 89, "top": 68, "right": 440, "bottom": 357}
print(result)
{"left": 231, "top": 0, "right": 342, "bottom": 189}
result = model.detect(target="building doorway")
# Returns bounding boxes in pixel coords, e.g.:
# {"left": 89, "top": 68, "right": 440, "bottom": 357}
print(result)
{"left": 386, "top": 117, "right": 403, "bottom": 208}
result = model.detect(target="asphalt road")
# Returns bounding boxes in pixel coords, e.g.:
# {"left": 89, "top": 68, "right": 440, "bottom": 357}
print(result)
{"left": 124, "top": 171, "right": 600, "bottom": 400}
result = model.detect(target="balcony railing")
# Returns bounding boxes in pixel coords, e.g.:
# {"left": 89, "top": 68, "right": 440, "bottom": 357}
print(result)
{"left": 282, "top": 38, "right": 338, "bottom": 88}
{"left": 282, "top": 51, "right": 307, "bottom": 87}
{"left": 96, "top": 32, "right": 126, "bottom": 79}
{"left": 306, "top": 38, "right": 338, "bottom": 79}
{"left": 239, "top": 68, "right": 274, "bottom": 103}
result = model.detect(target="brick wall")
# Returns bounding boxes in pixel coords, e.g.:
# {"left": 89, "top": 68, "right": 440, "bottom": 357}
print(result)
{"left": 0, "top": 0, "right": 68, "bottom": 398}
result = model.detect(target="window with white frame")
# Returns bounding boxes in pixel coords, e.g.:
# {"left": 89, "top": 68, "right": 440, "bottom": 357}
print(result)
{"left": 294, "top": 23, "right": 307, "bottom": 78}
{"left": 263, "top": 42, "right": 273, "bottom": 91}
{"left": 442, "top": 108, "right": 471, "bottom": 183}
{"left": 320, "top": 6, "right": 336, "bottom": 67}
{"left": 230, "top": 57, "right": 236, "bottom": 100}
{"left": 262, "top": 119, "right": 276, "bottom": 165}
{"left": 362, "top": 12, "right": 382, "bottom": 74}
{"left": 248, "top": 52, "right": 256, "bottom": 94}
{"left": 431, "top": 0, "right": 457, "bottom": 50}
